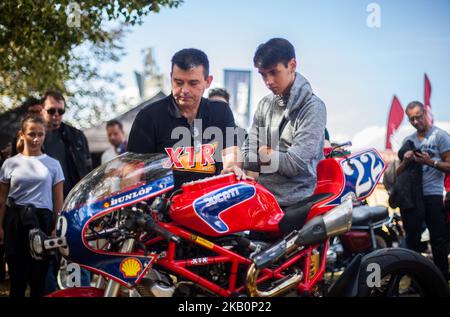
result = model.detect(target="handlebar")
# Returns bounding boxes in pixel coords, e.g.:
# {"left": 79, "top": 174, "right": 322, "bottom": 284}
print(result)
{"left": 332, "top": 141, "right": 352, "bottom": 151}
{"left": 135, "top": 214, "right": 181, "bottom": 244}
{"left": 85, "top": 210, "right": 181, "bottom": 244}
{"left": 85, "top": 227, "right": 122, "bottom": 241}
{"left": 326, "top": 141, "right": 353, "bottom": 158}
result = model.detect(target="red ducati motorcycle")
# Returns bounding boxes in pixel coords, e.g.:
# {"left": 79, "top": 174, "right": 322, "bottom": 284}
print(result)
{"left": 30, "top": 145, "right": 449, "bottom": 297}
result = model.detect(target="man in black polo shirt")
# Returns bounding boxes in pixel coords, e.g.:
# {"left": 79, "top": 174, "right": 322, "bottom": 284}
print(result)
{"left": 128, "top": 48, "right": 244, "bottom": 189}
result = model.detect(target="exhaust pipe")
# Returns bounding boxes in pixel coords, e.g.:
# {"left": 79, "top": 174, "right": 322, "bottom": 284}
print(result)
{"left": 246, "top": 263, "right": 302, "bottom": 297}
{"left": 245, "top": 197, "right": 352, "bottom": 296}
{"left": 296, "top": 197, "right": 353, "bottom": 246}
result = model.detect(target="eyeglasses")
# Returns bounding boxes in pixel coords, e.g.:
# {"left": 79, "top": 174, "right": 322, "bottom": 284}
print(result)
{"left": 46, "top": 108, "right": 65, "bottom": 116}
{"left": 408, "top": 114, "right": 424, "bottom": 123}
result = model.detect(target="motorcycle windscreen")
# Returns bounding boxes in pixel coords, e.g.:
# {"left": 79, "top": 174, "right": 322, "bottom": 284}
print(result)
{"left": 57, "top": 152, "right": 174, "bottom": 288}
{"left": 63, "top": 152, "right": 174, "bottom": 213}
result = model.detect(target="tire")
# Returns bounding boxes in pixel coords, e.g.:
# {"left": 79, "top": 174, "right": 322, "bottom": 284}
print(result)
{"left": 356, "top": 248, "right": 450, "bottom": 297}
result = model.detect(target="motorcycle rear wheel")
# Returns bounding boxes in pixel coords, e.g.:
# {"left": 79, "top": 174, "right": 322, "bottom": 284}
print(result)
{"left": 356, "top": 248, "right": 449, "bottom": 297}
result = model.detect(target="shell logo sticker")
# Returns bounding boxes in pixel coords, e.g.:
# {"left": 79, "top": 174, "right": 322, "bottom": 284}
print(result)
{"left": 119, "top": 258, "right": 142, "bottom": 278}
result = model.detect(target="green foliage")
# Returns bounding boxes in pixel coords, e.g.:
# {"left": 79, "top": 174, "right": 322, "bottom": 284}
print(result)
{"left": 0, "top": 0, "right": 182, "bottom": 127}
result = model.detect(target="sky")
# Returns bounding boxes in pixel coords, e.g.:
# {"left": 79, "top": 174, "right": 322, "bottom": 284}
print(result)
{"left": 102, "top": 0, "right": 450, "bottom": 150}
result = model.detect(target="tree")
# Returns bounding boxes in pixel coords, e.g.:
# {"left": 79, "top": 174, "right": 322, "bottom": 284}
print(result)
{"left": 0, "top": 0, "right": 182, "bottom": 127}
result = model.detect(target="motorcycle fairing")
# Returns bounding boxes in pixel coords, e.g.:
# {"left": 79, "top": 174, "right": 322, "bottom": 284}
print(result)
{"left": 192, "top": 183, "right": 256, "bottom": 233}
{"left": 324, "top": 149, "right": 386, "bottom": 207}
{"left": 60, "top": 176, "right": 173, "bottom": 288}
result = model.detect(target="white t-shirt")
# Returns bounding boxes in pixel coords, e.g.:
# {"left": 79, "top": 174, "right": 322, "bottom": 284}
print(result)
{"left": 0, "top": 154, "right": 65, "bottom": 210}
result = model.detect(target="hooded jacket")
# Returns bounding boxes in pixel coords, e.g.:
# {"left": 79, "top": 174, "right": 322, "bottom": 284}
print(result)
{"left": 242, "top": 73, "right": 326, "bottom": 207}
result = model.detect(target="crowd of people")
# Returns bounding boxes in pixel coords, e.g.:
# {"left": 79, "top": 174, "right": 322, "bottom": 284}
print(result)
{"left": 0, "top": 91, "right": 92, "bottom": 296}
{"left": 0, "top": 37, "right": 449, "bottom": 297}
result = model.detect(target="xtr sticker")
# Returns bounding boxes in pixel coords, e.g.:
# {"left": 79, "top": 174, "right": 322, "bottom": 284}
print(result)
{"left": 163, "top": 142, "right": 218, "bottom": 174}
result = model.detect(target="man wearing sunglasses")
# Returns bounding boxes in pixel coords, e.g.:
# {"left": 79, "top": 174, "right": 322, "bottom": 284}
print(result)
{"left": 41, "top": 91, "right": 92, "bottom": 198}
{"left": 40, "top": 90, "right": 93, "bottom": 293}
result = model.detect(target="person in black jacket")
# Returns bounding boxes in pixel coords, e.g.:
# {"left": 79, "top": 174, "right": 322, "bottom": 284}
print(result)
{"left": 41, "top": 91, "right": 92, "bottom": 198}
{"left": 40, "top": 91, "right": 93, "bottom": 292}
{"left": 128, "top": 49, "right": 244, "bottom": 190}
{"left": 395, "top": 101, "right": 450, "bottom": 279}
{"left": 390, "top": 139, "right": 425, "bottom": 252}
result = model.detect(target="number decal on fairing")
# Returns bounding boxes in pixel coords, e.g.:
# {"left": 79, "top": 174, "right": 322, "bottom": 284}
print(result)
{"left": 56, "top": 215, "right": 69, "bottom": 256}
{"left": 367, "top": 152, "right": 383, "bottom": 183}
{"left": 324, "top": 149, "right": 386, "bottom": 207}
{"left": 342, "top": 151, "right": 385, "bottom": 199}
{"left": 343, "top": 158, "right": 372, "bottom": 197}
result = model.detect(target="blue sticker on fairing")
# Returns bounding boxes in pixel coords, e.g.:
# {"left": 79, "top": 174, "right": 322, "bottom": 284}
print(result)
{"left": 325, "top": 149, "right": 385, "bottom": 207}
{"left": 193, "top": 183, "right": 256, "bottom": 233}
{"left": 59, "top": 175, "right": 174, "bottom": 287}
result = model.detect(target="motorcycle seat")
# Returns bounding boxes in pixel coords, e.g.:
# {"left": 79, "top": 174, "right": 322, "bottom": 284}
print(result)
{"left": 351, "top": 205, "right": 388, "bottom": 227}
{"left": 278, "top": 192, "right": 334, "bottom": 234}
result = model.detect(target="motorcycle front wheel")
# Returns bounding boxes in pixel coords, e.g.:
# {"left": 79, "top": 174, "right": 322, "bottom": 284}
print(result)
{"left": 356, "top": 248, "right": 449, "bottom": 297}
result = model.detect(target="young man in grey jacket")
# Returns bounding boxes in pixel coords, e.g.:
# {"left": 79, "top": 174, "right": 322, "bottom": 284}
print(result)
{"left": 242, "top": 38, "right": 327, "bottom": 207}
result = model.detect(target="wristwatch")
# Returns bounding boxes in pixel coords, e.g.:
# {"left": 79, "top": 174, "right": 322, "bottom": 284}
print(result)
{"left": 433, "top": 160, "right": 438, "bottom": 168}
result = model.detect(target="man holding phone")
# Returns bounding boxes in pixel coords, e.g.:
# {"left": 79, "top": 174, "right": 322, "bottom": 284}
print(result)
{"left": 396, "top": 101, "right": 450, "bottom": 279}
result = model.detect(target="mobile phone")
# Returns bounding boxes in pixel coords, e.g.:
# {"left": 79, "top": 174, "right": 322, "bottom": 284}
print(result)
{"left": 414, "top": 149, "right": 422, "bottom": 154}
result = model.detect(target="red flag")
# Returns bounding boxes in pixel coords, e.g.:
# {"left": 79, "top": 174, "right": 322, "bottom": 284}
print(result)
{"left": 386, "top": 95, "right": 404, "bottom": 150}
{"left": 445, "top": 174, "right": 450, "bottom": 191}
{"left": 424, "top": 73, "right": 433, "bottom": 126}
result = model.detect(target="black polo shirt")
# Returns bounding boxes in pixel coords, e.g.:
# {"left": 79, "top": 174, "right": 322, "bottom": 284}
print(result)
{"left": 128, "top": 95, "right": 238, "bottom": 188}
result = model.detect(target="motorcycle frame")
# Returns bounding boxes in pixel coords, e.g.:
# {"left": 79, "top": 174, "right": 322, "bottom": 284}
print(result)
{"left": 138, "top": 222, "right": 329, "bottom": 297}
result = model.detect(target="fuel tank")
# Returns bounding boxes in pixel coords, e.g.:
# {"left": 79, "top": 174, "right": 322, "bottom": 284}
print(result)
{"left": 169, "top": 174, "right": 284, "bottom": 237}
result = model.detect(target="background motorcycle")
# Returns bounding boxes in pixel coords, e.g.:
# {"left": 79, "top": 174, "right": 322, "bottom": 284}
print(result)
{"left": 326, "top": 203, "right": 405, "bottom": 270}
{"left": 325, "top": 146, "right": 406, "bottom": 284}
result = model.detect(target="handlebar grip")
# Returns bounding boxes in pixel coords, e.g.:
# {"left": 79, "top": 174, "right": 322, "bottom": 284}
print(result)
{"left": 137, "top": 216, "right": 180, "bottom": 244}
{"left": 85, "top": 228, "right": 120, "bottom": 241}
